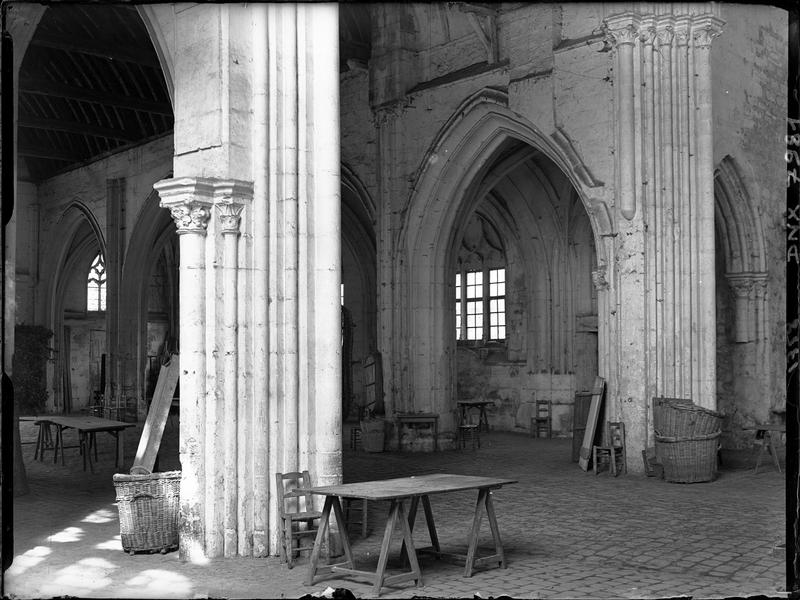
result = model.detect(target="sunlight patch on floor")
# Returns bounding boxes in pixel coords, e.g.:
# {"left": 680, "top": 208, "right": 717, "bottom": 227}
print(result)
{"left": 123, "top": 568, "right": 194, "bottom": 597}
{"left": 38, "top": 556, "right": 118, "bottom": 597}
{"left": 82, "top": 508, "right": 116, "bottom": 524}
{"left": 96, "top": 535, "right": 123, "bottom": 550}
{"left": 48, "top": 526, "right": 85, "bottom": 543}
{"left": 5, "top": 545, "right": 52, "bottom": 576}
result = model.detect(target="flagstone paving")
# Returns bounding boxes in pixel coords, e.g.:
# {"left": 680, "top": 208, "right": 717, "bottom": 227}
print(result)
{"left": 3, "top": 418, "right": 786, "bottom": 599}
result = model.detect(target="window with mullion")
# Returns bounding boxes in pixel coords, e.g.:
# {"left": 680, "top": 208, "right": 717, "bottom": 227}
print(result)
{"left": 489, "top": 268, "right": 506, "bottom": 340}
{"left": 455, "top": 267, "right": 505, "bottom": 342}
{"left": 87, "top": 253, "right": 107, "bottom": 312}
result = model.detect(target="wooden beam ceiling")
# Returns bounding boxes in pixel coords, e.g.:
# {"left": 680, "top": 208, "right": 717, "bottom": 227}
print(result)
{"left": 30, "top": 31, "right": 162, "bottom": 68}
{"left": 18, "top": 116, "right": 139, "bottom": 143}
{"left": 20, "top": 76, "right": 172, "bottom": 115}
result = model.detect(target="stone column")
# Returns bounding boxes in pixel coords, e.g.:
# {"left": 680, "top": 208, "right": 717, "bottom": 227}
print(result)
{"left": 216, "top": 191, "right": 245, "bottom": 558}
{"left": 155, "top": 3, "right": 341, "bottom": 559}
{"left": 726, "top": 274, "right": 755, "bottom": 343}
{"left": 604, "top": 8, "right": 725, "bottom": 467}
{"left": 726, "top": 272, "right": 770, "bottom": 344}
{"left": 105, "top": 178, "right": 125, "bottom": 412}
{"left": 154, "top": 177, "right": 214, "bottom": 562}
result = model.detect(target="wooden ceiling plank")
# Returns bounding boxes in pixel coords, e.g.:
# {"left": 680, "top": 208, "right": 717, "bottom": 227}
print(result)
{"left": 20, "top": 76, "right": 172, "bottom": 116}
{"left": 17, "top": 141, "right": 75, "bottom": 162}
{"left": 19, "top": 115, "right": 138, "bottom": 143}
{"left": 30, "top": 32, "right": 161, "bottom": 68}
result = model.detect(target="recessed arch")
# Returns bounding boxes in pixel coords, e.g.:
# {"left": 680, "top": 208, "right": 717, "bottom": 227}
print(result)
{"left": 394, "top": 94, "right": 603, "bottom": 432}
{"left": 714, "top": 155, "right": 767, "bottom": 275}
{"left": 340, "top": 164, "right": 377, "bottom": 416}
{"left": 118, "top": 186, "right": 177, "bottom": 411}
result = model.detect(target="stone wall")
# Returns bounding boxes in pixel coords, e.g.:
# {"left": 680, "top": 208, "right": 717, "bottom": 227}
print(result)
{"left": 711, "top": 4, "right": 787, "bottom": 445}
{"left": 19, "top": 134, "right": 174, "bottom": 414}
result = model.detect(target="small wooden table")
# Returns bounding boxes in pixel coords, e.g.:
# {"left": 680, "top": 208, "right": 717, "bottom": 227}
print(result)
{"left": 395, "top": 413, "right": 439, "bottom": 451}
{"left": 305, "top": 473, "right": 516, "bottom": 597}
{"left": 457, "top": 400, "right": 493, "bottom": 432}
{"left": 34, "top": 416, "right": 135, "bottom": 473}
{"left": 743, "top": 424, "right": 785, "bottom": 474}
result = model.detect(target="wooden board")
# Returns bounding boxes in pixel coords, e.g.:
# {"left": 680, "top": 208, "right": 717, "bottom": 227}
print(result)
{"left": 578, "top": 376, "right": 605, "bottom": 472}
{"left": 130, "top": 354, "right": 179, "bottom": 474}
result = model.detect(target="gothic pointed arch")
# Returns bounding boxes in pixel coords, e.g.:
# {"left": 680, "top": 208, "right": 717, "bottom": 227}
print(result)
{"left": 714, "top": 154, "right": 773, "bottom": 436}
{"left": 340, "top": 164, "right": 377, "bottom": 416}
{"left": 38, "top": 201, "right": 105, "bottom": 411}
{"left": 714, "top": 154, "right": 769, "bottom": 344}
{"left": 714, "top": 155, "right": 767, "bottom": 275}
{"left": 394, "top": 95, "right": 602, "bottom": 433}
{"left": 118, "top": 185, "right": 178, "bottom": 411}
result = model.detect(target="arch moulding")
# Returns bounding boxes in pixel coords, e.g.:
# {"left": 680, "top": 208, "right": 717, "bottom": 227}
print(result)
{"left": 394, "top": 90, "right": 609, "bottom": 435}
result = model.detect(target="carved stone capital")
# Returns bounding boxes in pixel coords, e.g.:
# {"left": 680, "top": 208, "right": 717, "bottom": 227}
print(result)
{"left": 154, "top": 177, "right": 254, "bottom": 236}
{"left": 591, "top": 266, "right": 610, "bottom": 291}
{"left": 603, "top": 14, "right": 641, "bottom": 47}
{"left": 638, "top": 16, "right": 657, "bottom": 46}
{"left": 725, "top": 272, "right": 768, "bottom": 299}
{"left": 691, "top": 16, "right": 725, "bottom": 49}
{"left": 213, "top": 179, "right": 253, "bottom": 235}
{"left": 725, "top": 274, "right": 754, "bottom": 299}
{"left": 154, "top": 177, "right": 216, "bottom": 235}
{"left": 169, "top": 202, "right": 213, "bottom": 234}
{"left": 672, "top": 17, "right": 691, "bottom": 47}
{"left": 655, "top": 23, "right": 674, "bottom": 47}
{"left": 217, "top": 203, "right": 245, "bottom": 234}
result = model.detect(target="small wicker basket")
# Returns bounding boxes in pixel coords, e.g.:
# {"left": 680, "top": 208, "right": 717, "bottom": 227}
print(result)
{"left": 655, "top": 431, "right": 721, "bottom": 483}
{"left": 113, "top": 470, "right": 181, "bottom": 555}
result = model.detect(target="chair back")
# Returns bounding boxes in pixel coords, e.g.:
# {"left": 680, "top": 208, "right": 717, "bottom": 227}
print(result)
{"left": 275, "top": 470, "right": 315, "bottom": 517}
{"left": 606, "top": 421, "right": 625, "bottom": 449}
{"left": 536, "top": 399, "right": 551, "bottom": 418}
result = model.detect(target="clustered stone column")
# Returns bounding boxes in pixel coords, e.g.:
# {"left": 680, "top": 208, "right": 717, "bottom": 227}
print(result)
{"left": 154, "top": 3, "right": 341, "bottom": 560}
{"left": 604, "top": 9, "right": 724, "bottom": 460}
{"left": 154, "top": 177, "right": 214, "bottom": 561}
{"left": 725, "top": 272, "right": 769, "bottom": 343}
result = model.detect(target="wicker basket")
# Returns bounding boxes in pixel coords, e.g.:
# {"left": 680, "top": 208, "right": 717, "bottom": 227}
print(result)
{"left": 655, "top": 431, "right": 721, "bottom": 483}
{"left": 653, "top": 397, "right": 723, "bottom": 438}
{"left": 113, "top": 470, "right": 180, "bottom": 554}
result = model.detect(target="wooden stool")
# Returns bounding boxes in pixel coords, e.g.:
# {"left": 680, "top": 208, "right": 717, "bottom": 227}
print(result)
{"left": 459, "top": 424, "right": 480, "bottom": 450}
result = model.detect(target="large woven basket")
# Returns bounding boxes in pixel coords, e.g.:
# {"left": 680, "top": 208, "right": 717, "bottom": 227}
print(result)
{"left": 113, "top": 470, "right": 180, "bottom": 554}
{"left": 653, "top": 397, "right": 723, "bottom": 438}
{"left": 655, "top": 431, "right": 721, "bottom": 483}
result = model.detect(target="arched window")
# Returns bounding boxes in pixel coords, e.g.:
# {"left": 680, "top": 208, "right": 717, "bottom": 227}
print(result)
{"left": 87, "top": 253, "right": 106, "bottom": 312}
{"left": 455, "top": 213, "right": 506, "bottom": 342}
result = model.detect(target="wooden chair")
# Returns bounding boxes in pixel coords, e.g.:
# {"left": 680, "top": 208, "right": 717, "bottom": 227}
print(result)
{"left": 275, "top": 470, "right": 322, "bottom": 568}
{"left": 530, "top": 399, "right": 552, "bottom": 438}
{"left": 458, "top": 410, "right": 481, "bottom": 451}
{"left": 344, "top": 497, "right": 369, "bottom": 538}
{"left": 593, "top": 421, "right": 626, "bottom": 476}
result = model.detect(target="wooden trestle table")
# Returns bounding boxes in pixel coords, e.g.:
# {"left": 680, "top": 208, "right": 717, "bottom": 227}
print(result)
{"left": 305, "top": 473, "right": 516, "bottom": 597}
{"left": 34, "top": 415, "right": 135, "bottom": 473}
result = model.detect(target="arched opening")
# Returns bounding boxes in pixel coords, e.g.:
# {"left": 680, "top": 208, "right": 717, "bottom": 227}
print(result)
{"left": 340, "top": 166, "right": 377, "bottom": 420}
{"left": 713, "top": 156, "right": 771, "bottom": 447}
{"left": 448, "top": 142, "right": 597, "bottom": 436}
{"left": 40, "top": 203, "right": 106, "bottom": 414}
{"left": 15, "top": 3, "right": 175, "bottom": 420}
{"left": 119, "top": 189, "right": 178, "bottom": 421}
{"left": 395, "top": 92, "right": 605, "bottom": 447}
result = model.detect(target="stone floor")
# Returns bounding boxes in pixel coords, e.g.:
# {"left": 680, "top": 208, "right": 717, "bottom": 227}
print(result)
{"left": 3, "top": 418, "right": 787, "bottom": 599}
